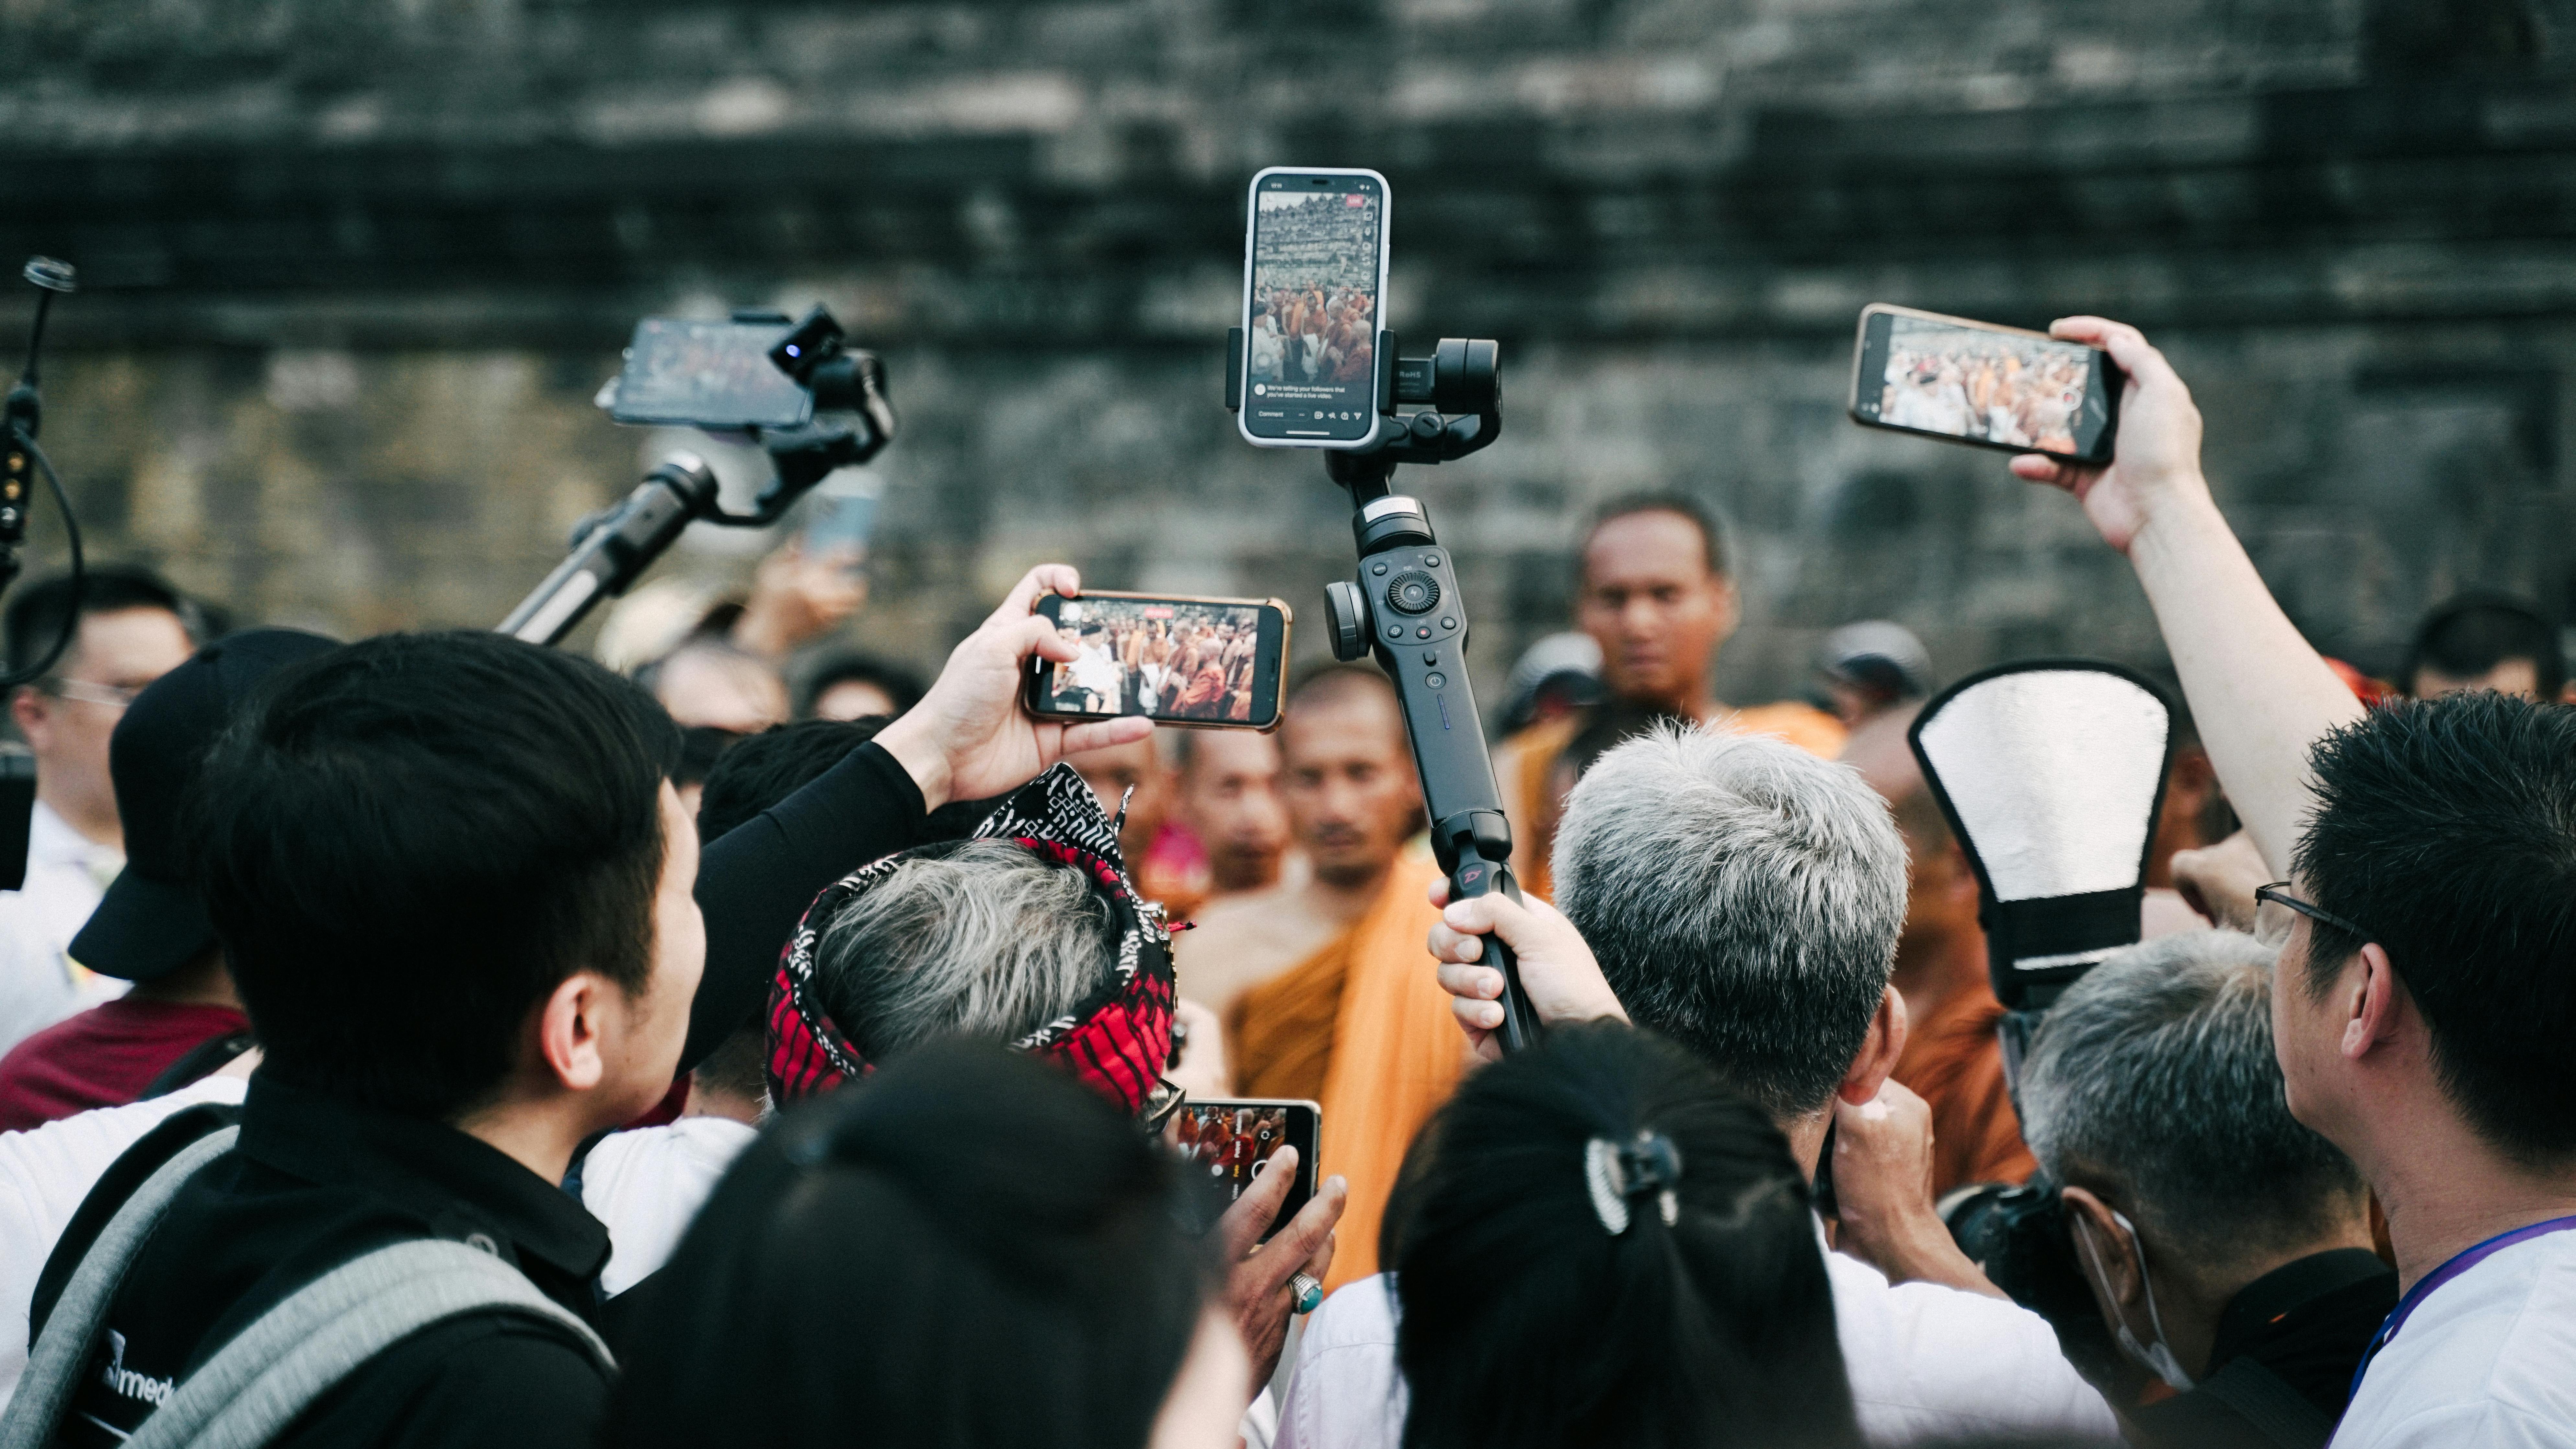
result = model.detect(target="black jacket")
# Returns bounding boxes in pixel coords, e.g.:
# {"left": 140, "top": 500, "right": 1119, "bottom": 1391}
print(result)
{"left": 32, "top": 740, "right": 930, "bottom": 1449}
{"left": 2125, "top": 1248, "right": 2398, "bottom": 1449}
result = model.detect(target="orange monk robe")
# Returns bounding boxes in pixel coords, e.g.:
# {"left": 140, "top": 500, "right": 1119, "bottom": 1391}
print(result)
{"left": 1892, "top": 980, "right": 2037, "bottom": 1198}
{"left": 1224, "top": 850, "right": 1461, "bottom": 1293}
{"left": 1501, "top": 702, "right": 1847, "bottom": 902}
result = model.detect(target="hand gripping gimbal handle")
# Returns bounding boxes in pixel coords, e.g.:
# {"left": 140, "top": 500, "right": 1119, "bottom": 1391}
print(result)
{"left": 1438, "top": 813, "right": 1545, "bottom": 1054}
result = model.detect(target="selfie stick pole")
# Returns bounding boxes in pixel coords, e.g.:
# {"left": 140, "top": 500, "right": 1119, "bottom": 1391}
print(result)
{"left": 1230, "top": 329, "right": 1543, "bottom": 1053}
{"left": 500, "top": 306, "right": 896, "bottom": 648}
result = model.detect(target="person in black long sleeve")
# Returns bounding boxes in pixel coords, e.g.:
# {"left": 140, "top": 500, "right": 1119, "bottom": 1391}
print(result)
{"left": 23, "top": 566, "right": 1145, "bottom": 1449}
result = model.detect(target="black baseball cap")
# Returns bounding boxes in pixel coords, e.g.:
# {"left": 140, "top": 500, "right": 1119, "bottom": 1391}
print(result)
{"left": 71, "top": 628, "right": 340, "bottom": 981}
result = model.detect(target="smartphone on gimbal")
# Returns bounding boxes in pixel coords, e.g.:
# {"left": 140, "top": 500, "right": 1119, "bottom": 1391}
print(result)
{"left": 1022, "top": 592, "right": 1291, "bottom": 731}
{"left": 1848, "top": 304, "right": 2120, "bottom": 466}
{"left": 1237, "top": 167, "right": 1392, "bottom": 450}
{"left": 605, "top": 317, "right": 816, "bottom": 431}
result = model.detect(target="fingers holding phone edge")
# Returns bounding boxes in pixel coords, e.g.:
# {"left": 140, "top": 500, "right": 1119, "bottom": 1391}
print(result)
{"left": 1001, "top": 564, "right": 1082, "bottom": 622}
{"left": 1217, "top": 1143, "right": 1300, "bottom": 1264}
{"left": 1254, "top": 1172, "right": 1348, "bottom": 1296}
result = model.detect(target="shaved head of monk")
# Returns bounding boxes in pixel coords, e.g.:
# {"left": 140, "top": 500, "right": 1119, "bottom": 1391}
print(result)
{"left": 1279, "top": 666, "right": 1422, "bottom": 890}
{"left": 1576, "top": 500, "right": 1738, "bottom": 717}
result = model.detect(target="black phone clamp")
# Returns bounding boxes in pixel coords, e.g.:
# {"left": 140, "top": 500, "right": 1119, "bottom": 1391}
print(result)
{"left": 1227, "top": 327, "right": 1541, "bottom": 1052}
{"left": 501, "top": 306, "right": 896, "bottom": 646}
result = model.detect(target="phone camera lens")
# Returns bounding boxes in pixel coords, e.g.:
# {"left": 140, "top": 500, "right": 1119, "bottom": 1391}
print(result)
{"left": 1386, "top": 572, "right": 1442, "bottom": 616}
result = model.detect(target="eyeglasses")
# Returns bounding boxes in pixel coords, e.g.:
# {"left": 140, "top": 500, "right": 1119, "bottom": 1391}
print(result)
{"left": 2253, "top": 882, "right": 2370, "bottom": 949}
{"left": 41, "top": 678, "right": 144, "bottom": 711}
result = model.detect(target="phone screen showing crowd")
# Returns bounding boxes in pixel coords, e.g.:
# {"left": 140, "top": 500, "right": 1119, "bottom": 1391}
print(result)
{"left": 1167, "top": 1101, "right": 1316, "bottom": 1241}
{"left": 1245, "top": 175, "right": 1383, "bottom": 443}
{"left": 1040, "top": 597, "right": 1273, "bottom": 725}
{"left": 1860, "top": 313, "right": 2113, "bottom": 460}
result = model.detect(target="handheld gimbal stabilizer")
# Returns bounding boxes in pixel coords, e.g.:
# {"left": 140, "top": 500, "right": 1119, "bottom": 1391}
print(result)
{"left": 1228, "top": 327, "right": 1543, "bottom": 1052}
{"left": 501, "top": 306, "right": 896, "bottom": 646}
{"left": 2, "top": 258, "right": 85, "bottom": 686}
{"left": 0, "top": 257, "right": 86, "bottom": 892}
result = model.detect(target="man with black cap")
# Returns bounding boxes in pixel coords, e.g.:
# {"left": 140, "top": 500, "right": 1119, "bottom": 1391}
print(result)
{"left": 0, "top": 630, "right": 337, "bottom": 1131}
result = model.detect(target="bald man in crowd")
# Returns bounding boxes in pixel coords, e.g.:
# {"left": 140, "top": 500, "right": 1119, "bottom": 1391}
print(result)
{"left": 1842, "top": 706, "right": 2034, "bottom": 1197}
{"left": 1497, "top": 494, "right": 1843, "bottom": 899}
{"left": 1179, "top": 666, "right": 1462, "bottom": 1290}
{"left": 1168, "top": 728, "right": 1292, "bottom": 908}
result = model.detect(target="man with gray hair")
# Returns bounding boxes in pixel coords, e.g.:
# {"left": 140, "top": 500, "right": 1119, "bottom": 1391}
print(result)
{"left": 2018, "top": 930, "right": 2395, "bottom": 1448}
{"left": 1282, "top": 726, "right": 2116, "bottom": 1447}
{"left": 813, "top": 839, "right": 1120, "bottom": 1058}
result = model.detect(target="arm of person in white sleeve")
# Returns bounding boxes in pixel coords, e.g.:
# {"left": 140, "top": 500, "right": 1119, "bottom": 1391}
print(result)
{"left": 0, "top": 1074, "right": 251, "bottom": 1412}
{"left": 2006, "top": 318, "right": 2364, "bottom": 877}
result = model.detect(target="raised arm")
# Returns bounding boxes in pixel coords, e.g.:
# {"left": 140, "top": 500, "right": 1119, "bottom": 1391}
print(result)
{"left": 2007, "top": 318, "right": 2363, "bottom": 876}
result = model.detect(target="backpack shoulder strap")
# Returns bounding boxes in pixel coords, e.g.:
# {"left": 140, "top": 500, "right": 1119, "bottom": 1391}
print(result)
{"left": 123, "top": 1240, "right": 614, "bottom": 1449}
{"left": 0, "top": 1126, "right": 241, "bottom": 1449}
{"left": 2193, "top": 1354, "right": 2337, "bottom": 1449}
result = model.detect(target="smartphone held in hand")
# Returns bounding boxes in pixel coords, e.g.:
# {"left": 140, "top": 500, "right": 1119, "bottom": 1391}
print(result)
{"left": 1022, "top": 592, "right": 1291, "bottom": 731}
{"left": 1168, "top": 1097, "right": 1320, "bottom": 1241}
{"left": 1848, "top": 304, "right": 2120, "bottom": 465}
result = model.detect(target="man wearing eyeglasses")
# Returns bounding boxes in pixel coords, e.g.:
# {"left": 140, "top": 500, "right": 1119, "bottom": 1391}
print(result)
{"left": 2008, "top": 319, "right": 2576, "bottom": 1448}
{"left": 0, "top": 567, "right": 198, "bottom": 1052}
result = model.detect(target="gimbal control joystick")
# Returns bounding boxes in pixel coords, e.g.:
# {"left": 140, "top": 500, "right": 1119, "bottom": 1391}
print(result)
{"left": 1386, "top": 571, "right": 1441, "bottom": 615}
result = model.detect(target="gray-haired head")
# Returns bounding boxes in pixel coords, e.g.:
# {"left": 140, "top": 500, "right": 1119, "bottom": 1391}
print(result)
{"left": 2018, "top": 930, "right": 2367, "bottom": 1266}
{"left": 1554, "top": 724, "right": 1907, "bottom": 1120}
{"left": 813, "top": 839, "right": 1119, "bottom": 1060}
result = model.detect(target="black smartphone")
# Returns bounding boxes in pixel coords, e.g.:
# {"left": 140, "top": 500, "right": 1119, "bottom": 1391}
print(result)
{"left": 1023, "top": 592, "right": 1292, "bottom": 731}
{"left": 1167, "top": 1098, "right": 1320, "bottom": 1240}
{"left": 1237, "top": 167, "right": 1391, "bottom": 450}
{"left": 1848, "top": 304, "right": 2120, "bottom": 466}
{"left": 605, "top": 318, "right": 815, "bottom": 430}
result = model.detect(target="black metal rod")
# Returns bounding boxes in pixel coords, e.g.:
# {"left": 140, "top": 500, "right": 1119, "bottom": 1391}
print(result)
{"left": 498, "top": 454, "right": 720, "bottom": 646}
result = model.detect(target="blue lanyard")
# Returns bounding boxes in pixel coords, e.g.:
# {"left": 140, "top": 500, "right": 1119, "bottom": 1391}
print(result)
{"left": 2346, "top": 1214, "right": 2576, "bottom": 1405}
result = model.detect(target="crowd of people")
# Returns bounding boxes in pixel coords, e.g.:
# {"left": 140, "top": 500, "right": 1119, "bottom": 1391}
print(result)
{"left": 1249, "top": 191, "right": 1380, "bottom": 390}
{"left": 1041, "top": 603, "right": 1266, "bottom": 724}
{"left": 0, "top": 314, "right": 2570, "bottom": 1449}
{"left": 1878, "top": 315, "right": 2094, "bottom": 454}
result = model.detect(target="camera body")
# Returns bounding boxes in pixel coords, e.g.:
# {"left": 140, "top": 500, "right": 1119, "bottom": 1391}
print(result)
{"left": 1944, "top": 1178, "right": 2127, "bottom": 1386}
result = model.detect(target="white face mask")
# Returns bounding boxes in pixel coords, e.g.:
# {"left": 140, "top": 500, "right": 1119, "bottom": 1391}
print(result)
{"left": 2073, "top": 1204, "right": 2195, "bottom": 1392}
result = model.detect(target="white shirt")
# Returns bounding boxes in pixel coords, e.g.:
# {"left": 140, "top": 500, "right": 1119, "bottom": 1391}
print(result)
{"left": 0, "top": 1075, "right": 248, "bottom": 1413}
{"left": 577, "top": 1115, "right": 759, "bottom": 1296}
{"left": 0, "top": 803, "right": 129, "bottom": 1053}
{"left": 1276, "top": 1231, "right": 2116, "bottom": 1449}
{"left": 2331, "top": 1223, "right": 2576, "bottom": 1449}
{"left": 1, "top": 1092, "right": 758, "bottom": 1412}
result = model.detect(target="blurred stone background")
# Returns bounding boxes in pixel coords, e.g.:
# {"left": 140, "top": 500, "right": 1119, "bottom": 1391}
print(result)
{"left": 3, "top": 0, "right": 2572, "bottom": 702}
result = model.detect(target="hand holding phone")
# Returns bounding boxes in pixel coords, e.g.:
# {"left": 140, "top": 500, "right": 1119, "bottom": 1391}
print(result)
{"left": 871, "top": 564, "right": 1154, "bottom": 811}
{"left": 1848, "top": 304, "right": 2120, "bottom": 465}
{"left": 1022, "top": 592, "right": 1292, "bottom": 731}
{"left": 1169, "top": 1098, "right": 1320, "bottom": 1240}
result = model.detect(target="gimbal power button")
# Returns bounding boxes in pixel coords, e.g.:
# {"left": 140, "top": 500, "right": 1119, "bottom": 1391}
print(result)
{"left": 1386, "top": 571, "right": 1442, "bottom": 616}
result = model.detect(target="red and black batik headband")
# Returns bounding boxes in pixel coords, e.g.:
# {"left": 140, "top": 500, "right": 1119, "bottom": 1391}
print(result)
{"left": 765, "top": 763, "right": 1177, "bottom": 1116}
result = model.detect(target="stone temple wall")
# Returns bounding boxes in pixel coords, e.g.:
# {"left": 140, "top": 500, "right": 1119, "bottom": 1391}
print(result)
{"left": 4, "top": 0, "right": 2572, "bottom": 703}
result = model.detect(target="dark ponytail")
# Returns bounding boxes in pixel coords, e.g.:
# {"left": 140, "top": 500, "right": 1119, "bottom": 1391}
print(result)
{"left": 1388, "top": 1021, "right": 1861, "bottom": 1449}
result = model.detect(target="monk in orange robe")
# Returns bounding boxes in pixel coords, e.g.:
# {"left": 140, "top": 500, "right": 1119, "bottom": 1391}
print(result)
{"left": 1842, "top": 706, "right": 2036, "bottom": 1196}
{"left": 1179, "top": 666, "right": 1462, "bottom": 1291}
{"left": 1494, "top": 497, "right": 1843, "bottom": 900}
